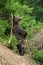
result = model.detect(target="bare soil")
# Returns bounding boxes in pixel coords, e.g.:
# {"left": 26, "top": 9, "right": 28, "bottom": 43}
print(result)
{"left": 0, "top": 44, "right": 36, "bottom": 65}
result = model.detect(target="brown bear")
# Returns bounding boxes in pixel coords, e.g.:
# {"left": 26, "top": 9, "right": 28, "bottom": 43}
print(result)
{"left": 12, "top": 15, "right": 27, "bottom": 56}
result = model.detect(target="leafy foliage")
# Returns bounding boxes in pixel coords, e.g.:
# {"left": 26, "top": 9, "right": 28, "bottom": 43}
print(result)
{"left": 32, "top": 49, "right": 43, "bottom": 63}
{"left": 0, "top": 20, "right": 11, "bottom": 36}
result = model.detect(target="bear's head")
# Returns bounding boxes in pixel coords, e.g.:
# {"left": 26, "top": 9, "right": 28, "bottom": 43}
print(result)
{"left": 13, "top": 15, "right": 22, "bottom": 25}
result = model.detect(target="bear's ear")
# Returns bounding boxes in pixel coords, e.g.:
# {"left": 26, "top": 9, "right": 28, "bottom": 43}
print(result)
{"left": 13, "top": 15, "right": 15, "bottom": 21}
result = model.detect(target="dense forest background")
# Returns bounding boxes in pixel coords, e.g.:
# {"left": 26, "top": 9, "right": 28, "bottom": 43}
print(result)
{"left": 0, "top": 0, "right": 43, "bottom": 65}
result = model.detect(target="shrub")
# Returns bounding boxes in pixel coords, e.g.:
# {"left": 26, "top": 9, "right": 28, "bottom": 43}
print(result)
{"left": 31, "top": 48, "right": 43, "bottom": 63}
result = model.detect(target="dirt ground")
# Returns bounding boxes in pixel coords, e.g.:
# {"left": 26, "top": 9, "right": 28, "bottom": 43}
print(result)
{"left": 0, "top": 43, "right": 37, "bottom": 65}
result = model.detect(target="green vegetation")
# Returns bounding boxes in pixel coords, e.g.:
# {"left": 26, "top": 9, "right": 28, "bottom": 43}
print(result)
{"left": 0, "top": 0, "right": 43, "bottom": 64}
{"left": 31, "top": 48, "right": 43, "bottom": 63}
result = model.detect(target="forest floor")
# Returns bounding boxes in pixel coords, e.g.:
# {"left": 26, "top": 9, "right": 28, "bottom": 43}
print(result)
{"left": 0, "top": 43, "right": 37, "bottom": 65}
